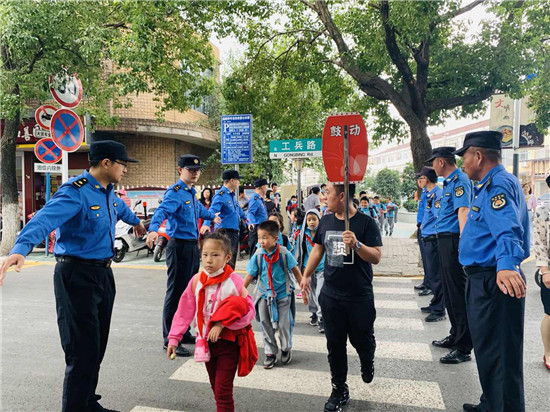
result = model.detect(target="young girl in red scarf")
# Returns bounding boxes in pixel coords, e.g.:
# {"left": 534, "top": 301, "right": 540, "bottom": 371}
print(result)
{"left": 167, "top": 232, "right": 257, "bottom": 412}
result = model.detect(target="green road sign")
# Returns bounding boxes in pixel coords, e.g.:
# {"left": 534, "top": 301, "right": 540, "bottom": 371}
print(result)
{"left": 269, "top": 138, "right": 322, "bottom": 159}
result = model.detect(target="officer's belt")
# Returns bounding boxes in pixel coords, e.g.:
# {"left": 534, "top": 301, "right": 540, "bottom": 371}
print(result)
{"left": 422, "top": 235, "right": 437, "bottom": 241}
{"left": 171, "top": 238, "right": 198, "bottom": 243}
{"left": 221, "top": 228, "right": 239, "bottom": 233}
{"left": 436, "top": 232, "right": 460, "bottom": 239}
{"left": 56, "top": 256, "right": 112, "bottom": 268}
{"left": 463, "top": 266, "right": 497, "bottom": 275}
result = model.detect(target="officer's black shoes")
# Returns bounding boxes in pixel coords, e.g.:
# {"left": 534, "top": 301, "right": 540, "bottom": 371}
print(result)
{"left": 163, "top": 343, "right": 191, "bottom": 357}
{"left": 462, "top": 403, "right": 481, "bottom": 411}
{"left": 324, "top": 383, "right": 350, "bottom": 412}
{"left": 432, "top": 336, "right": 455, "bottom": 348}
{"left": 425, "top": 313, "right": 446, "bottom": 322}
{"left": 180, "top": 334, "right": 196, "bottom": 344}
{"left": 420, "top": 306, "right": 431, "bottom": 313}
{"left": 263, "top": 354, "right": 277, "bottom": 369}
{"left": 361, "top": 361, "right": 374, "bottom": 383}
{"left": 318, "top": 318, "right": 325, "bottom": 334}
{"left": 418, "top": 288, "right": 433, "bottom": 296}
{"left": 281, "top": 350, "right": 292, "bottom": 365}
{"left": 440, "top": 349, "right": 471, "bottom": 364}
{"left": 414, "top": 282, "right": 426, "bottom": 290}
{"left": 310, "top": 313, "right": 319, "bottom": 326}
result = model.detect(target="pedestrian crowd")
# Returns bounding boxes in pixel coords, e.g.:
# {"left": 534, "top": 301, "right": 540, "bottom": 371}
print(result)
{"left": 0, "top": 129, "right": 547, "bottom": 412}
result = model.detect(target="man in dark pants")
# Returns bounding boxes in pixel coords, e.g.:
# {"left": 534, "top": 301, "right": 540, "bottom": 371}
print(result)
{"left": 455, "top": 131, "right": 529, "bottom": 412}
{"left": 428, "top": 146, "right": 473, "bottom": 364}
{"left": 414, "top": 173, "right": 431, "bottom": 294}
{"left": 300, "top": 183, "right": 382, "bottom": 412}
{"left": 418, "top": 167, "right": 446, "bottom": 322}
{"left": 201, "top": 169, "right": 245, "bottom": 268}
{"left": 146, "top": 155, "right": 220, "bottom": 357}
{"left": 246, "top": 178, "right": 268, "bottom": 256}
{"left": 1, "top": 141, "right": 146, "bottom": 412}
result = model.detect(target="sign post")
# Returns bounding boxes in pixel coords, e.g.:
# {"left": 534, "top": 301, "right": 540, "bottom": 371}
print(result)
{"left": 512, "top": 99, "right": 521, "bottom": 177}
{"left": 221, "top": 114, "right": 253, "bottom": 165}
{"left": 45, "top": 172, "right": 51, "bottom": 256}
{"left": 295, "top": 159, "right": 303, "bottom": 209}
{"left": 343, "top": 125, "right": 350, "bottom": 253}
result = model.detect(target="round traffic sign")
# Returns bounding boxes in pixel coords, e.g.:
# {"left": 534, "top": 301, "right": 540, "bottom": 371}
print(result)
{"left": 35, "top": 104, "right": 57, "bottom": 130}
{"left": 34, "top": 138, "right": 62, "bottom": 164}
{"left": 50, "top": 108, "right": 84, "bottom": 152}
{"left": 322, "top": 113, "right": 368, "bottom": 183}
{"left": 49, "top": 73, "right": 83, "bottom": 108}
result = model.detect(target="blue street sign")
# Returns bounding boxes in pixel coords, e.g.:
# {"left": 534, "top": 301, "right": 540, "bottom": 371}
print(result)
{"left": 221, "top": 114, "right": 253, "bottom": 164}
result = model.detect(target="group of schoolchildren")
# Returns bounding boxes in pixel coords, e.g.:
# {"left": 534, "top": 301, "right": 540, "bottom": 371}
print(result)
{"left": 166, "top": 206, "right": 327, "bottom": 411}
{"left": 357, "top": 191, "right": 398, "bottom": 236}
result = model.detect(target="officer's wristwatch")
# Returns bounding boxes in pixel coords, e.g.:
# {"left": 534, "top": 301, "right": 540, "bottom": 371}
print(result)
{"left": 353, "top": 241, "right": 362, "bottom": 251}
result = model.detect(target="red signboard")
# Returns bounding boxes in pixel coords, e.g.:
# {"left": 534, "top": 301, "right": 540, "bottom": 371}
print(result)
{"left": 0, "top": 119, "right": 50, "bottom": 144}
{"left": 34, "top": 138, "right": 62, "bottom": 164}
{"left": 322, "top": 113, "right": 368, "bottom": 183}
{"left": 50, "top": 108, "right": 84, "bottom": 152}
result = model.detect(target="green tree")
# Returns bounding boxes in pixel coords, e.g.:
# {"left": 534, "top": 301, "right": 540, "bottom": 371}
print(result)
{"left": 373, "top": 168, "right": 401, "bottom": 200}
{"left": 400, "top": 162, "right": 418, "bottom": 200}
{"left": 228, "top": 0, "right": 548, "bottom": 172}
{"left": 0, "top": 0, "right": 270, "bottom": 254}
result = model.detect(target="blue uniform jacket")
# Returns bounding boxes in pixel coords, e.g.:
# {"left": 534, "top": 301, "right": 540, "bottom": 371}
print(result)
{"left": 436, "top": 168, "right": 472, "bottom": 234}
{"left": 421, "top": 186, "right": 443, "bottom": 237}
{"left": 247, "top": 193, "right": 268, "bottom": 225}
{"left": 202, "top": 186, "right": 245, "bottom": 230}
{"left": 459, "top": 165, "right": 530, "bottom": 273}
{"left": 417, "top": 188, "right": 428, "bottom": 225}
{"left": 10, "top": 171, "right": 140, "bottom": 260}
{"left": 149, "top": 180, "right": 215, "bottom": 240}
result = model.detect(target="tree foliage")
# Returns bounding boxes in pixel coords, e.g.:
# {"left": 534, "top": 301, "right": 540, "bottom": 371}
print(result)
{"left": 373, "top": 168, "right": 401, "bottom": 200}
{"left": 400, "top": 162, "right": 418, "bottom": 200}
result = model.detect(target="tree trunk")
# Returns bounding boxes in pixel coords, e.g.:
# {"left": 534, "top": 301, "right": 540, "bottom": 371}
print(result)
{"left": 0, "top": 104, "right": 21, "bottom": 256}
{"left": 408, "top": 121, "right": 433, "bottom": 173}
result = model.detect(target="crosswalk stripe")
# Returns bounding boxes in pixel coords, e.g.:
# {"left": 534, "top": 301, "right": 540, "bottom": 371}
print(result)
{"left": 374, "top": 286, "right": 415, "bottom": 295}
{"left": 170, "top": 359, "right": 445, "bottom": 410}
{"left": 376, "top": 299, "right": 419, "bottom": 309}
{"left": 372, "top": 276, "right": 415, "bottom": 283}
{"left": 130, "top": 408, "right": 188, "bottom": 412}
{"left": 253, "top": 332, "right": 433, "bottom": 361}
{"left": 294, "top": 311, "right": 424, "bottom": 330}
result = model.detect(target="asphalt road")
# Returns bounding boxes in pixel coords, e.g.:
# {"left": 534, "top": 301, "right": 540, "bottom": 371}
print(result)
{"left": 1, "top": 257, "right": 548, "bottom": 412}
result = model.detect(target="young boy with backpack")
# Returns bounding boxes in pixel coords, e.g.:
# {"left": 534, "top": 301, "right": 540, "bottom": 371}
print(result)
{"left": 243, "top": 220, "right": 303, "bottom": 369}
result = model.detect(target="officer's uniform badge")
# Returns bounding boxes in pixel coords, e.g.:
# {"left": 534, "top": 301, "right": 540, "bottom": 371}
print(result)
{"left": 491, "top": 193, "right": 507, "bottom": 210}
{"left": 90, "top": 205, "right": 101, "bottom": 210}
{"left": 174, "top": 185, "right": 181, "bottom": 191}
{"left": 455, "top": 186, "right": 464, "bottom": 197}
{"left": 73, "top": 178, "right": 88, "bottom": 188}
{"left": 435, "top": 200, "right": 441, "bottom": 208}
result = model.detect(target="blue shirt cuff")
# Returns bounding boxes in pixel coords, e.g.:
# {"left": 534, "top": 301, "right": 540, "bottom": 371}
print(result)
{"left": 496, "top": 257, "right": 521, "bottom": 273}
{"left": 10, "top": 244, "right": 31, "bottom": 257}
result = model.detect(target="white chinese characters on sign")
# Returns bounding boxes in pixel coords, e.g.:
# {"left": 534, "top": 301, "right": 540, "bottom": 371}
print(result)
{"left": 330, "top": 124, "right": 361, "bottom": 137}
{"left": 307, "top": 140, "right": 316, "bottom": 150}
{"left": 349, "top": 124, "right": 361, "bottom": 136}
{"left": 295, "top": 141, "right": 303, "bottom": 150}
{"left": 330, "top": 126, "right": 341, "bottom": 137}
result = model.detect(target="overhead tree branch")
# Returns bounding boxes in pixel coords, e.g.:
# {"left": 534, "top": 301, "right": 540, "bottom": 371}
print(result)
{"left": 427, "top": 86, "right": 494, "bottom": 112}
{"left": 26, "top": 37, "right": 45, "bottom": 74}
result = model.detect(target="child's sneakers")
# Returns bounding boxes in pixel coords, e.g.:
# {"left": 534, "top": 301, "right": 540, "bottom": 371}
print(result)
{"left": 324, "top": 383, "right": 350, "bottom": 412}
{"left": 281, "top": 350, "right": 292, "bottom": 365}
{"left": 318, "top": 318, "right": 325, "bottom": 334}
{"left": 309, "top": 313, "right": 319, "bottom": 326}
{"left": 263, "top": 354, "right": 276, "bottom": 369}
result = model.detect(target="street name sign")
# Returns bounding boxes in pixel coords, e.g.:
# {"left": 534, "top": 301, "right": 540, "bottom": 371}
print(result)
{"left": 269, "top": 138, "right": 322, "bottom": 159}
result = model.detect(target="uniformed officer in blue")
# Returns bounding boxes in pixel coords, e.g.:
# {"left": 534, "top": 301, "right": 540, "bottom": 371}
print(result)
{"left": 247, "top": 178, "right": 269, "bottom": 256}
{"left": 0, "top": 140, "right": 146, "bottom": 412}
{"left": 414, "top": 170, "right": 431, "bottom": 294}
{"left": 201, "top": 169, "right": 246, "bottom": 268}
{"left": 428, "top": 146, "right": 473, "bottom": 364}
{"left": 146, "top": 155, "right": 220, "bottom": 357}
{"left": 455, "top": 131, "right": 529, "bottom": 412}
{"left": 418, "top": 167, "right": 446, "bottom": 323}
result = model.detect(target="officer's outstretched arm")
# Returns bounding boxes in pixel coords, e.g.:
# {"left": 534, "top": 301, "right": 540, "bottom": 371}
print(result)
{"left": 149, "top": 190, "right": 179, "bottom": 233}
{"left": 202, "top": 195, "right": 222, "bottom": 227}
{"left": 0, "top": 254, "right": 26, "bottom": 286}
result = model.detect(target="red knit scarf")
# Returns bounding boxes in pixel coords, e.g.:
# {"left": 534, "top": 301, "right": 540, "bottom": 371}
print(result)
{"left": 197, "top": 264, "right": 233, "bottom": 337}
{"left": 262, "top": 244, "right": 281, "bottom": 297}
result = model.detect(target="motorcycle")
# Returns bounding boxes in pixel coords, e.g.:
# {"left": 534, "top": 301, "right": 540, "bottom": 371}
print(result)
{"left": 238, "top": 218, "right": 249, "bottom": 259}
{"left": 113, "top": 200, "right": 152, "bottom": 263}
{"left": 153, "top": 220, "right": 170, "bottom": 262}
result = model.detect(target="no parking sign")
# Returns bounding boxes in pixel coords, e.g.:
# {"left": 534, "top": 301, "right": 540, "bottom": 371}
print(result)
{"left": 50, "top": 108, "right": 84, "bottom": 152}
{"left": 34, "top": 138, "right": 62, "bottom": 164}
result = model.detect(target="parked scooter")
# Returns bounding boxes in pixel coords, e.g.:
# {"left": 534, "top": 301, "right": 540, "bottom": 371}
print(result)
{"left": 113, "top": 200, "right": 151, "bottom": 262}
{"left": 153, "top": 219, "right": 170, "bottom": 262}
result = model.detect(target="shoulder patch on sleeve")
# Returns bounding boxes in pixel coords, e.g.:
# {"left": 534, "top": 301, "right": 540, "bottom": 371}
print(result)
{"left": 72, "top": 178, "right": 88, "bottom": 189}
{"left": 491, "top": 193, "right": 507, "bottom": 210}
{"left": 173, "top": 184, "right": 181, "bottom": 191}
{"left": 219, "top": 190, "right": 225, "bottom": 195}
{"left": 455, "top": 186, "right": 464, "bottom": 197}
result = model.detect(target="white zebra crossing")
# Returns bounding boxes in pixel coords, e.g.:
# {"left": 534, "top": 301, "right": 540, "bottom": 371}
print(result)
{"left": 130, "top": 408, "right": 188, "bottom": 412}
{"left": 294, "top": 311, "right": 424, "bottom": 330}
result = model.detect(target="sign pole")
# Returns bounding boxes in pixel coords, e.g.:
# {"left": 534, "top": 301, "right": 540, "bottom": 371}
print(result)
{"left": 512, "top": 98, "right": 521, "bottom": 177}
{"left": 343, "top": 125, "right": 350, "bottom": 254}
{"left": 45, "top": 172, "right": 51, "bottom": 256}
{"left": 62, "top": 150, "right": 69, "bottom": 183}
{"left": 296, "top": 159, "right": 303, "bottom": 209}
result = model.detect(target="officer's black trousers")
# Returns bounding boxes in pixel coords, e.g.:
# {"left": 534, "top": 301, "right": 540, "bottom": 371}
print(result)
{"left": 54, "top": 261, "right": 115, "bottom": 412}
{"left": 163, "top": 238, "right": 200, "bottom": 345}
{"left": 422, "top": 237, "right": 445, "bottom": 315}
{"left": 465, "top": 269, "right": 525, "bottom": 412}
{"left": 417, "top": 228, "right": 431, "bottom": 289}
{"left": 221, "top": 228, "right": 239, "bottom": 269}
{"left": 319, "top": 292, "right": 376, "bottom": 385}
{"left": 248, "top": 226, "right": 258, "bottom": 257}
{"left": 437, "top": 235, "right": 472, "bottom": 353}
